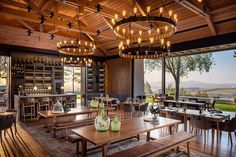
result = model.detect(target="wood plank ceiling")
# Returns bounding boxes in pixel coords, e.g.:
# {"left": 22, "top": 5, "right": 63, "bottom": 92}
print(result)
{"left": 0, "top": 0, "right": 235, "bottom": 57}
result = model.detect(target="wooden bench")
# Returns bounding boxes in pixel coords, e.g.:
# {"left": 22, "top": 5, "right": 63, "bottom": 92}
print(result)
{"left": 52, "top": 116, "right": 95, "bottom": 137}
{"left": 109, "top": 132, "right": 195, "bottom": 157}
{"left": 52, "top": 114, "right": 118, "bottom": 137}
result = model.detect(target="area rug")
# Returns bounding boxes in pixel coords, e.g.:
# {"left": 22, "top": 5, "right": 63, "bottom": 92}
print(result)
{"left": 20, "top": 123, "right": 213, "bottom": 157}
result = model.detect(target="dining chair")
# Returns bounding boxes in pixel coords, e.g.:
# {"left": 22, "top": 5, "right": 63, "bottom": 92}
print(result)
{"left": 110, "top": 99, "right": 120, "bottom": 111}
{"left": 0, "top": 114, "right": 15, "bottom": 143}
{"left": 38, "top": 97, "right": 50, "bottom": 112}
{"left": 66, "top": 96, "right": 76, "bottom": 108}
{"left": 123, "top": 103, "right": 135, "bottom": 118}
{"left": 6, "top": 109, "right": 17, "bottom": 135}
{"left": 21, "top": 98, "right": 36, "bottom": 122}
{"left": 189, "top": 115, "right": 213, "bottom": 143}
{"left": 212, "top": 117, "right": 236, "bottom": 145}
{"left": 135, "top": 102, "right": 149, "bottom": 116}
{"left": 165, "top": 110, "right": 184, "bottom": 132}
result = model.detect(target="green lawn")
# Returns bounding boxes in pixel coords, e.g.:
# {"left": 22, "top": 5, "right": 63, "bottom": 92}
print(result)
{"left": 215, "top": 103, "right": 236, "bottom": 112}
{"left": 145, "top": 97, "right": 236, "bottom": 112}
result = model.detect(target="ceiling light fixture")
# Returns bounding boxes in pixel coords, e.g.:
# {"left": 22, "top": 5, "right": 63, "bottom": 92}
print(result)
{"left": 112, "top": 2, "right": 178, "bottom": 59}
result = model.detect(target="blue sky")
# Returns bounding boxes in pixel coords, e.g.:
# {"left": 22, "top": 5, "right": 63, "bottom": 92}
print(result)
{"left": 144, "top": 50, "right": 236, "bottom": 84}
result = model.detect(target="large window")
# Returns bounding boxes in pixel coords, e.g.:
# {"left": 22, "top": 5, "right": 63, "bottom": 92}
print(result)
{"left": 64, "top": 67, "right": 81, "bottom": 105}
{"left": 64, "top": 67, "right": 81, "bottom": 93}
{"left": 0, "top": 56, "right": 10, "bottom": 107}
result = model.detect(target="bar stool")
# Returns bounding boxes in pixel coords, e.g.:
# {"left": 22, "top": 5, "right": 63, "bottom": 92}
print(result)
{"left": 67, "top": 96, "right": 76, "bottom": 108}
{"left": 38, "top": 97, "right": 50, "bottom": 112}
{"left": 21, "top": 98, "right": 36, "bottom": 122}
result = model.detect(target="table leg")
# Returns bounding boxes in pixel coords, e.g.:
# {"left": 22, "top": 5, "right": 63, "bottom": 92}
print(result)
{"left": 102, "top": 144, "right": 108, "bottom": 157}
{"left": 184, "top": 114, "right": 187, "bottom": 132}
{"left": 169, "top": 125, "right": 173, "bottom": 135}
{"left": 217, "top": 120, "right": 219, "bottom": 143}
{"left": 146, "top": 131, "right": 150, "bottom": 141}
{"left": 82, "top": 139, "right": 87, "bottom": 157}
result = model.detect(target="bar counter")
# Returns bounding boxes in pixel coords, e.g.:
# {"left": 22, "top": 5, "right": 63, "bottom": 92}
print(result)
{"left": 14, "top": 93, "right": 77, "bottom": 120}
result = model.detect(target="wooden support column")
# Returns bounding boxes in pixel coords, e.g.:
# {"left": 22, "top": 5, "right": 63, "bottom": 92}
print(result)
{"left": 162, "top": 58, "right": 166, "bottom": 95}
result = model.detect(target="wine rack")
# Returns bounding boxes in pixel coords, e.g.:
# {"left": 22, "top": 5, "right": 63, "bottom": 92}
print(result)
{"left": 86, "top": 60, "right": 105, "bottom": 94}
{"left": 11, "top": 57, "right": 64, "bottom": 99}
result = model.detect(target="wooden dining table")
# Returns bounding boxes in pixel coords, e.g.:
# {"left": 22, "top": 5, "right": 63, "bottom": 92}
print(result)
{"left": 72, "top": 117, "right": 181, "bottom": 157}
{"left": 164, "top": 100, "right": 206, "bottom": 109}
{"left": 161, "top": 107, "right": 231, "bottom": 142}
{"left": 38, "top": 106, "right": 113, "bottom": 129}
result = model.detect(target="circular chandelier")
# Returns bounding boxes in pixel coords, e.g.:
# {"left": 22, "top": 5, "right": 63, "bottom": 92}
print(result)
{"left": 60, "top": 56, "right": 93, "bottom": 67}
{"left": 111, "top": 5, "right": 178, "bottom": 59}
{"left": 57, "top": 8, "right": 96, "bottom": 66}
{"left": 57, "top": 39, "right": 96, "bottom": 56}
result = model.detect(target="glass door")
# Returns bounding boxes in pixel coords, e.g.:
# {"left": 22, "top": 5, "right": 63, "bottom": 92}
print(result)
{"left": 0, "top": 56, "right": 10, "bottom": 109}
{"left": 64, "top": 66, "right": 82, "bottom": 106}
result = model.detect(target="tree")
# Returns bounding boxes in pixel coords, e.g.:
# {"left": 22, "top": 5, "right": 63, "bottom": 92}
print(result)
{"left": 145, "top": 54, "right": 214, "bottom": 100}
{"left": 64, "top": 67, "right": 81, "bottom": 83}
{"left": 0, "top": 56, "right": 7, "bottom": 78}
{"left": 144, "top": 81, "right": 153, "bottom": 94}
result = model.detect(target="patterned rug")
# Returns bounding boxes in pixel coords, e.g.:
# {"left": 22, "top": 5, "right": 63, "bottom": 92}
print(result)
{"left": 21, "top": 123, "right": 213, "bottom": 157}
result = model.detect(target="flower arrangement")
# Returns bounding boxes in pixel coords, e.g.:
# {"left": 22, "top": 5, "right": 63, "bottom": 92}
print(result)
{"left": 149, "top": 105, "right": 160, "bottom": 114}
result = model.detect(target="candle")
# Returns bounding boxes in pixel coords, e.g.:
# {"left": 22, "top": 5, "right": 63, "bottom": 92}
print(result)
{"left": 138, "top": 37, "right": 142, "bottom": 44}
{"left": 147, "top": 6, "right": 151, "bottom": 14}
{"left": 122, "top": 10, "right": 126, "bottom": 18}
{"left": 115, "top": 14, "right": 118, "bottom": 20}
{"left": 167, "top": 41, "right": 170, "bottom": 47}
{"left": 134, "top": 7, "right": 137, "bottom": 15}
{"left": 159, "top": 7, "right": 163, "bottom": 14}
{"left": 169, "top": 10, "right": 173, "bottom": 17}
{"left": 139, "top": 30, "right": 142, "bottom": 36}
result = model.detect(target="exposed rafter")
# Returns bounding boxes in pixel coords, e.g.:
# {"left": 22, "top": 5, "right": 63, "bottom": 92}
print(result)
{"left": 16, "top": 19, "right": 35, "bottom": 31}
{"left": 0, "top": 0, "right": 87, "bottom": 27}
{"left": 101, "top": 16, "right": 119, "bottom": 38}
{"left": 175, "top": 0, "right": 216, "bottom": 35}
{"left": 40, "top": 0, "right": 53, "bottom": 11}
{"left": 0, "top": 6, "right": 116, "bottom": 39}
{"left": 85, "top": 33, "right": 108, "bottom": 56}
{"left": 59, "top": 0, "right": 150, "bottom": 30}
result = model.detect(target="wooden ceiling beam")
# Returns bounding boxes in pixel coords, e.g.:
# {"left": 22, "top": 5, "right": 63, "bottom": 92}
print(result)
{"left": 101, "top": 16, "right": 119, "bottom": 38}
{"left": 59, "top": 0, "right": 149, "bottom": 30}
{"left": 22, "top": 0, "right": 48, "bottom": 17}
{"left": 175, "top": 0, "right": 216, "bottom": 35}
{"left": 0, "top": 0, "right": 87, "bottom": 27}
{"left": 16, "top": 19, "right": 35, "bottom": 31}
{"left": 40, "top": 0, "right": 53, "bottom": 11}
{"left": 0, "top": 6, "right": 116, "bottom": 39}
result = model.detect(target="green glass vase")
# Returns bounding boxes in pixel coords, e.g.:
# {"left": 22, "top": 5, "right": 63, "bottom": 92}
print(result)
{"left": 94, "top": 108, "right": 110, "bottom": 132}
{"left": 111, "top": 115, "right": 121, "bottom": 132}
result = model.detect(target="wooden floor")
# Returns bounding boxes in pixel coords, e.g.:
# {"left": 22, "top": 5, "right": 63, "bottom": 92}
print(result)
{"left": 1, "top": 114, "right": 236, "bottom": 157}
{"left": 0, "top": 123, "right": 50, "bottom": 157}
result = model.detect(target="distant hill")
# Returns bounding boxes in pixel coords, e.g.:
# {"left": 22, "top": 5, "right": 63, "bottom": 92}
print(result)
{"left": 150, "top": 80, "right": 236, "bottom": 90}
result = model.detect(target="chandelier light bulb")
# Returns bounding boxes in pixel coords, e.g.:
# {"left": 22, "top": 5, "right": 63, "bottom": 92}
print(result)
{"left": 115, "top": 14, "right": 118, "bottom": 20}
{"left": 116, "top": 26, "right": 120, "bottom": 31}
{"left": 169, "top": 10, "right": 173, "bottom": 17}
{"left": 122, "top": 28, "right": 126, "bottom": 34}
{"left": 150, "top": 37, "right": 154, "bottom": 44}
{"left": 165, "top": 26, "right": 168, "bottom": 32}
{"left": 71, "top": 40, "right": 73, "bottom": 44}
{"left": 167, "top": 41, "right": 170, "bottom": 47}
{"left": 139, "top": 30, "right": 142, "bottom": 36}
{"left": 111, "top": 18, "right": 115, "bottom": 24}
{"left": 122, "top": 10, "right": 126, "bottom": 17}
{"left": 138, "top": 37, "right": 142, "bottom": 44}
{"left": 126, "top": 39, "right": 130, "bottom": 45}
{"left": 64, "top": 40, "right": 67, "bottom": 44}
{"left": 133, "top": 7, "right": 137, "bottom": 15}
{"left": 157, "top": 28, "right": 160, "bottom": 34}
{"left": 147, "top": 6, "right": 151, "bottom": 14}
{"left": 130, "top": 30, "right": 134, "bottom": 35}
{"left": 161, "top": 39, "right": 164, "bottom": 45}
{"left": 159, "top": 7, "right": 163, "bottom": 14}
{"left": 148, "top": 30, "right": 151, "bottom": 35}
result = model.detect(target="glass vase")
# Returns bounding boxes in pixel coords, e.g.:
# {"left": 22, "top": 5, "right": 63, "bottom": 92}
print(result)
{"left": 52, "top": 100, "right": 64, "bottom": 113}
{"left": 111, "top": 115, "right": 121, "bottom": 132}
{"left": 95, "top": 108, "right": 110, "bottom": 132}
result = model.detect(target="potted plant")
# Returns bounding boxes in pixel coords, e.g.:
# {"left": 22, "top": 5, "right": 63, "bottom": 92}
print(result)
{"left": 149, "top": 105, "right": 160, "bottom": 122}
